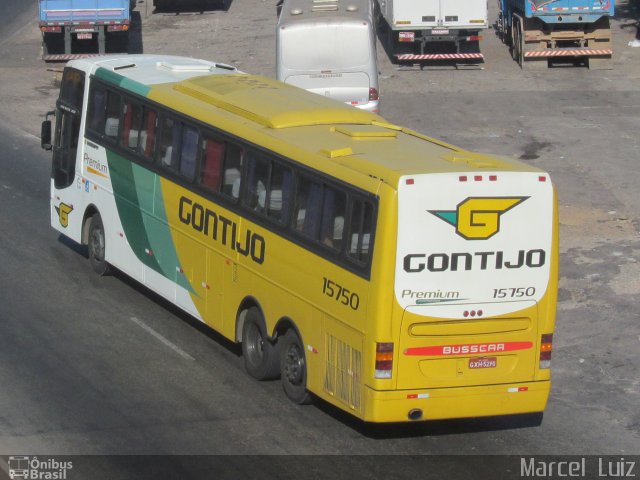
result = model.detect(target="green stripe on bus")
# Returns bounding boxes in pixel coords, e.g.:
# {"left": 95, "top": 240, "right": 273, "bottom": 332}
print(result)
{"left": 95, "top": 67, "right": 151, "bottom": 97}
{"left": 107, "top": 151, "right": 194, "bottom": 295}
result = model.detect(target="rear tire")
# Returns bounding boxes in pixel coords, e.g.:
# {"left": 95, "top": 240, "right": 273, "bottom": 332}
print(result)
{"left": 280, "top": 330, "right": 312, "bottom": 405}
{"left": 242, "top": 308, "right": 280, "bottom": 380}
{"left": 88, "top": 213, "right": 111, "bottom": 276}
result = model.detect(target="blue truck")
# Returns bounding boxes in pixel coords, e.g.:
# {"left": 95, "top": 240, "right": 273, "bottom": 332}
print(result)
{"left": 497, "top": 0, "right": 614, "bottom": 69}
{"left": 39, "top": 0, "right": 134, "bottom": 61}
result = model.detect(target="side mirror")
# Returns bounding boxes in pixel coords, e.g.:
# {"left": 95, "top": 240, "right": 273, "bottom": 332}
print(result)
{"left": 41, "top": 110, "right": 55, "bottom": 151}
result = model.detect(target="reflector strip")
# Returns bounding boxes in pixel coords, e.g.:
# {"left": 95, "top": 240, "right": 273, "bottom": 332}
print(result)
{"left": 404, "top": 341, "right": 533, "bottom": 356}
{"left": 407, "top": 393, "right": 430, "bottom": 399}
{"left": 43, "top": 54, "right": 109, "bottom": 61}
{"left": 524, "top": 49, "right": 612, "bottom": 58}
{"left": 397, "top": 53, "right": 484, "bottom": 60}
{"left": 508, "top": 387, "right": 529, "bottom": 393}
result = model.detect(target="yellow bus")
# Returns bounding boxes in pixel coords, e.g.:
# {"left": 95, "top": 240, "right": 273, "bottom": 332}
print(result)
{"left": 41, "top": 54, "right": 558, "bottom": 423}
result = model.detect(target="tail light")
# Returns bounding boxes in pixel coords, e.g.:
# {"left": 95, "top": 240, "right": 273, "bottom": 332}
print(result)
{"left": 375, "top": 342, "right": 394, "bottom": 379}
{"left": 41, "top": 26, "right": 62, "bottom": 33}
{"left": 369, "top": 87, "right": 379, "bottom": 102}
{"left": 539, "top": 333, "right": 553, "bottom": 369}
{"left": 107, "top": 24, "right": 130, "bottom": 32}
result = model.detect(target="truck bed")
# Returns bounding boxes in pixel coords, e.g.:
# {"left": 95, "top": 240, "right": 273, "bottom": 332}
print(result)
{"left": 39, "top": 0, "right": 130, "bottom": 24}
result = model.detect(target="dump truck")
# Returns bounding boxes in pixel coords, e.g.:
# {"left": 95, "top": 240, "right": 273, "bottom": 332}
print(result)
{"left": 39, "top": 0, "right": 133, "bottom": 61}
{"left": 497, "top": 0, "right": 614, "bottom": 69}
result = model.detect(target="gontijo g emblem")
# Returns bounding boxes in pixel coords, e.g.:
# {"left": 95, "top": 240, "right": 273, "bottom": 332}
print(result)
{"left": 430, "top": 197, "right": 528, "bottom": 240}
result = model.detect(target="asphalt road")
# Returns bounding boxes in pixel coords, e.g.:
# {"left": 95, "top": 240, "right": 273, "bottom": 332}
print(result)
{"left": 0, "top": 0, "right": 639, "bottom": 478}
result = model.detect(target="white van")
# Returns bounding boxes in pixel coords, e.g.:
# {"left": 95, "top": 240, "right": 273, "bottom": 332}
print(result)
{"left": 276, "top": 0, "right": 380, "bottom": 113}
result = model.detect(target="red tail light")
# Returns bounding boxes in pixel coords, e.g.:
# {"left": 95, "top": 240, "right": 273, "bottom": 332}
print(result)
{"left": 41, "top": 26, "right": 62, "bottom": 33}
{"left": 375, "top": 342, "right": 394, "bottom": 379}
{"left": 107, "top": 24, "right": 129, "bottom": 32}
{"left": 540, "top": 333, "right": 553, "bottom": 369}
{"left": 369, "top": 87, "right": 379, "bottom": 101}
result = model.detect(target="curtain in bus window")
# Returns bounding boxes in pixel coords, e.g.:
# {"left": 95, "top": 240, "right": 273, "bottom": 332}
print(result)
{"left": 222, "top": 143, "right": 244, "bottom": 199}
{"left": 280, "top": 168, "right": 293, "bottom": 223}
{"left": 122, "top": 103, "right": 132, "bottom": 147}
{"left": 348, "top": 200, "right": 373, "bottom": 262}
{"left": 268, "top": 164, "right": 292, "bottom": 224}
{"left": 200, "top": 136, "right": 224, "bottom": 191}
{"left": 104, "top": 91, "right": 121, "bottom": 140}
{"left": 243, "top": 153, "right": 269, "bottom": 213}
{"left": 141, "top": 108, "right": 157, "bottom": 159}
{"left": 179, "top": 125, "right": 198, "bottom": 180}
{"left": 89, "top": 88, "right": 105, "bottom": 133}
{"left": 320, "top": 187, "right": 346, "bottom": 250}
{"left": 298, "top": 178, "right": 322, "bottom": 240}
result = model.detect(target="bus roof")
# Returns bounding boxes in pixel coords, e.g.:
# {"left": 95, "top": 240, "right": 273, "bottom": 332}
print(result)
{"left": 76, "top": 54, "right": 540, "bottom": 188}
{"left": 277, "top": 0, "right": 374, "bottom": 26}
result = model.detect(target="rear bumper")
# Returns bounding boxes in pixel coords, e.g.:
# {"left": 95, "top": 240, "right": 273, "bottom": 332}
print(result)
{"left": 362, "top": 380, "right": 550, "bottom": 423}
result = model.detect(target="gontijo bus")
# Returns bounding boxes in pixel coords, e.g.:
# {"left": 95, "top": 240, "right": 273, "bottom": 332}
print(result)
{"left": 41, "top": 55, "right": 558, "bottom": 423}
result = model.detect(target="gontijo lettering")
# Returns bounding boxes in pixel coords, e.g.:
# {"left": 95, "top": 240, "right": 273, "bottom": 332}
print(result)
{"left": 178, "top": 196, "right": 266, "bottom": 264}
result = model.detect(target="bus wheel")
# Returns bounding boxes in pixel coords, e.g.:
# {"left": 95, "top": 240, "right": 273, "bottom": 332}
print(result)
{"left": 88, "top": 213, "right": 111, "bottom": 276}
{"left": 280, "top": 330, "right": 312, "bottom": 405}
{"left": 242, "top": 308, "right": 280, "bottom": 380}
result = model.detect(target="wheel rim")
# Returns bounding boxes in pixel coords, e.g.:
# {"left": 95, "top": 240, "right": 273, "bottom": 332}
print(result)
{"left": 283, "top": 342, "right": 304, "bottom": 386}
{"left": 245, "top": 322, "right": 265, "bottom": 367}
{"left": 90, "top": 225, "right": 105, "bottom": 261}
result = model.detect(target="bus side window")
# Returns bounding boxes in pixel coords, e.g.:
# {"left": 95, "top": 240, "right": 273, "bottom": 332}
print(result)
{"left": 158, "top": 116, "right": 179, "bottom": 171}
{"left": 320, "top": 186, "right": 346, "bottom": 251}
{"left": 88, "top": 87, "right": 106, "bottom": 133}
{"left": 242, "top": 152, "right": 270, "bottom": 213}
{"left": 120, "top": 101, "right": 143, "bottom": 151}
{"left": 178, "top": 125, "right": 198, "bottom": 181}
{"left": 222, "top": 143, "right": 244, "bottom": 200}
{"left": 268, "top": 163, "right": 293, "bottom": 224}
{"left": 140, "top": 107, "right": 157, "bottom": 160}
{"left": 199, "top": 134, "right": 225, "bottom": 192}
{"left": 295, "top": 176, "right": 323, "bottom": 240}
{"left": 347, "top": 200, "right": 374, "bottom": 263}
{"left": 104, "top": 90, "right": 121, "bottom": 140}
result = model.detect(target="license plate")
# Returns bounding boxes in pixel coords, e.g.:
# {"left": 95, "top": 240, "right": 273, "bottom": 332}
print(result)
{"left": 432, "top": 29, "right": 450, "bottom": 35}
{"left": 77, "top": 33, "right": 92, "bottom": 40}
{"left": 399, "top": 32, "right": 415, "bottom": 42}
{"left": 469, "top": 357, "right": 497, "bottom": 369}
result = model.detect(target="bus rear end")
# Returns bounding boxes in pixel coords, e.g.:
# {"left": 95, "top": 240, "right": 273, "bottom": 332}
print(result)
{"left": 365, "top": 169, "right": 558, "bottom": 423}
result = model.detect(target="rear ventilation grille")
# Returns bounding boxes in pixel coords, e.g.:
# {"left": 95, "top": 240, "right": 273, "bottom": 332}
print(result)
{"left": 324, "top": 334, "right": 362, "bottom": 411}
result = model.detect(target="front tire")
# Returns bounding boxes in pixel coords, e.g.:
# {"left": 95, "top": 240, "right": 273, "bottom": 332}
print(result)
{"left": 280, "top": 330, "right": 312, "bottom": 405}
{"left": 88, "top": 213, "right": 111, "bottom": 276}
{"left": 242, "top": 308, "right": 280, "bottom": 380}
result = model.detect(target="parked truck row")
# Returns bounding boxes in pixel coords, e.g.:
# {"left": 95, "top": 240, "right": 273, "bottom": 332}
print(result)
{"left": 38, "top": 0, "right": 615, "bottom": 66}
{"left": 378, "top": 0, "right": 613, "bottom": 69}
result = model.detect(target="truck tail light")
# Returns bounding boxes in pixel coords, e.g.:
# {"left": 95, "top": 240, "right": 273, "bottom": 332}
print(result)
{"left": 41, "top": 26, "right": 62, "bottom": 33}
{"left": 369, "top": 87, "right": 379, "bottom": 101}
{"left": 539, "top": 333, "right": 553, "bottom": 369}
{"left": 375, "top": 342, "right": 394, "bottom": 379}
{"left": 107, "top": 24, "right": 129, "bottom": 32}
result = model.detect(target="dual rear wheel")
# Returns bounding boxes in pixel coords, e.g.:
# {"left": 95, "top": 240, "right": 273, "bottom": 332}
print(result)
{"left": 241, "top": 309, "right": 311, "bottom": 405}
